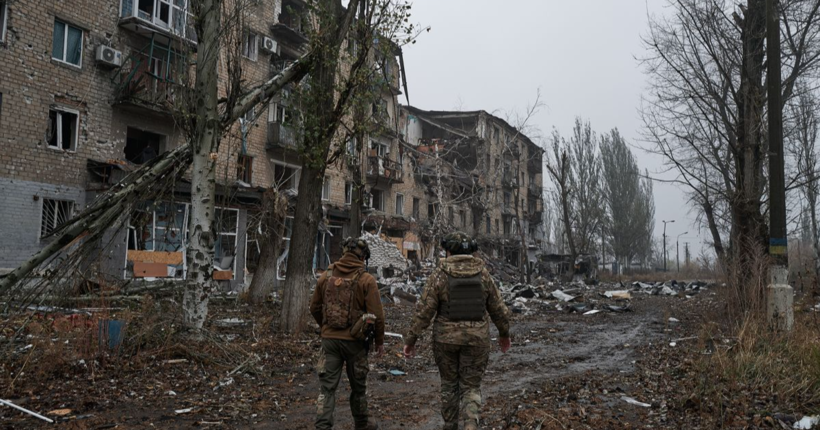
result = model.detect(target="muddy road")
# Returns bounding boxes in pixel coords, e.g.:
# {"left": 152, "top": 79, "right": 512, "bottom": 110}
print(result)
{"left": 2, "top": 288, "right": 709, "bottom": 430}
{"left": 260, "top": 293, "right": 694, "bottom": 429}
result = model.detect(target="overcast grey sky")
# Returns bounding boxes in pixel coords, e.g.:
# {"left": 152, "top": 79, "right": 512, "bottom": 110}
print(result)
{"left": 401, "top": 0, "right": 708, "bottom": 261}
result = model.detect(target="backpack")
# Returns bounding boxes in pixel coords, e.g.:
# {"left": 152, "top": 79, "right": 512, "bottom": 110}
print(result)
{"left": 322, "top": 266, "right": 365, "bottom": 330}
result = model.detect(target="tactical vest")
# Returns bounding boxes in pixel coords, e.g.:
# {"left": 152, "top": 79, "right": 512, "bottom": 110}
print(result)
{"left": 322, "top": 266, "right": 364, "bottom": 330}
{"left": 439, "top": 274, "right": 485, "bottom": 321}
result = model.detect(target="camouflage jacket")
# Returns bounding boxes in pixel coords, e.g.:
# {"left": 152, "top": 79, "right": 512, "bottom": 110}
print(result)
{"left": 405, "top": 255, "right": 511, "bottom": 347}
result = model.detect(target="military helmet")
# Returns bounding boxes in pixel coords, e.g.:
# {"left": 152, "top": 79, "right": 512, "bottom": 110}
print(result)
{"left": 342, "top": 237, "right": 371, "bottom": 260}
{"left": 440, "top": 231, "right": 478, "bottom": 255}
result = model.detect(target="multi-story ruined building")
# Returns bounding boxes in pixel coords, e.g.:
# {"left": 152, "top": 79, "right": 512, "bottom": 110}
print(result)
{"left": 0, "top": 0, "right": 543, "bottom": 288}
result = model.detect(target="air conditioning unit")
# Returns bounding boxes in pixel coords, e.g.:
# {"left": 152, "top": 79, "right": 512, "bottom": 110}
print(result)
{"left": 95, "top": 45, "right": 122, "bottom": 67}
{"left": 262, "top": 37, "right": 278, "bottom": 55}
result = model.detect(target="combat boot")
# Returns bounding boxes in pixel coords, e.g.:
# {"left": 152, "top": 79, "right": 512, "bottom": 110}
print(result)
{"left": 354, "top": 419, "right": 378, "bottom": 430}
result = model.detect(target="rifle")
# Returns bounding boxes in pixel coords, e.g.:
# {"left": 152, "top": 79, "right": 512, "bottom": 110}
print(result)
{"left": 351, "top": 313, "right": 377, "bottom": 353}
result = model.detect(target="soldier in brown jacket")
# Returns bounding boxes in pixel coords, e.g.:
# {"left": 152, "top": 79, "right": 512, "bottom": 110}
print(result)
{"left": 403, "top": 232, "right": 512, "bottom": 430}
{"left": 310, "top": 237, "right": 384, "bottom": 430}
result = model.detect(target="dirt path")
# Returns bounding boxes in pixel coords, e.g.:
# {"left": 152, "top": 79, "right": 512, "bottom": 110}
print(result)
{"left": 261, "top": 295, "right": 678, "bottom": 429}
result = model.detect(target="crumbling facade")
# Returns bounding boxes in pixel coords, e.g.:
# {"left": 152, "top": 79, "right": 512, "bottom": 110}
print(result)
{"left": 0, "top": 0, "right": 544, "bottom": 288}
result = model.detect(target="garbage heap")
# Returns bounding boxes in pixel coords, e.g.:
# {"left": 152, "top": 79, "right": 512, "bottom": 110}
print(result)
{"left": 361, "top": 232, "right": 410, "bottom": 279}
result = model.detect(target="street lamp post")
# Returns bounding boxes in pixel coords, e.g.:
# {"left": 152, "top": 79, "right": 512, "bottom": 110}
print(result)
{"left": 662, "top": 220, "right": 674, "bottom": 272}
{"left": 677, "top": 232, "right": 688, "bottom": 273}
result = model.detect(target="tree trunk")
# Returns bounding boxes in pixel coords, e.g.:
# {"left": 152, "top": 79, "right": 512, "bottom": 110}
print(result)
{"left": 248, "top": 190, "right": 287, "bottom": 303}
{"left": 730, "top": 0, "right": 767, "bottom": 285}
{"left": 183, "top": 0, "right": 221, "bottom": 331}
{"left": 280, "top": 170, "right": 325, "bottom": 332}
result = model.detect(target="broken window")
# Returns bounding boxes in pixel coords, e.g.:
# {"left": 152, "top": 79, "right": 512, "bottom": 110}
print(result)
{"left": 486, "top": 215, "right": 491, "bottom": 234}
{"left": 495, "top": 218, "right": 499, "bottom": 233}
{"left": 237, "top": 154, "right": 253, "bottom": 183}
{"left": 370, "top": 140, "right": 387, "bottom": 157}
{"left": 273, "top": 162, "right": 299, "bottom": 192}
{"left": 277, "top": 216, "right": 294, "bottom": 280}
{"left": 214, "top": 208, "right": 239, "bottom": 276}
{"left": 242, "top": 30, "right": 258, "bottom": 61}
{"left": 0, "top": 1, "right": 7, "bottom": 43}
{"left": 52, "top": 19, "right": 83, "bottom": 66}
{"left": 40, "top": 198, "right": 74, "bottom": 238}
{"left": 321, "top": 178, "right": 331, "bottom": 201}
{"left": 268, "top": 102, "right": 288, "bottom": 123}
{"left": 395, "top": 193, "right": 404, "bottom": 215}
{"left": 412, "top": 197, "right": 420, "bottom": 219}
{"left": 459, "top": 210, "right": 466, "bottom": 228}
{"left": 124, "top": 127, "right": 162, "bottom": 164}
{"left": 344, "top": 182, "right": 353, "bottom": 205}
{"left": 346, "top": 137, "right": 358, "bottom": 157}
{"left": 47, "top": 107, "right": 78, "bottom": 151}
{"left": 371, "top": 189, "right": 384, "bottom": 211}
{"left": 503, "top": 191, "right": 511, "bottom": 206}
{"left": 503, "top": 217, "right": 512, "bottom": 235}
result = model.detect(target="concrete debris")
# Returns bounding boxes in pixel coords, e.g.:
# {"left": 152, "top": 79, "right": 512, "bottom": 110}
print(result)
{"left": 795, "top": 415, "right": 820, "bottom": 429}
{"left": 551, "top": 290, "right": 576, "bottom": 302}
{"left": 583, "top": 309, "right": 603, "bottom": 315}
{"left": 361, "top": 233, "right": 409, "bottom": 278}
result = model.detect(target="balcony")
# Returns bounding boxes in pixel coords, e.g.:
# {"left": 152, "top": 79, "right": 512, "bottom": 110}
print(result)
{"left": 528, "top": 183, "right": 542, "bottom": 196}
{"left": 119, "top": 0, "right": 197, "bottom": 44}
{"left": 113, "top": 38, "right": 187, "bottom": 112}
{"left": 529, "top": 210, "right": 544, "bottom": 224}
{"left": 501, "top": 171, "right": 518, "bottom": 188}
{"left": 366, "top": 156, "right": 403, "bottom": 184}
{"left": 267, "top": 123, "right": 298, "bottom": 150}
{"left": 272, "top": 0, "right": 308, "bottom": 49}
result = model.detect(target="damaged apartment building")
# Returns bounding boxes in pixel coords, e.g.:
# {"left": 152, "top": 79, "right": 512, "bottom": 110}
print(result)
{"left": 0, "top": 0, "right": 545, "bottom": 290}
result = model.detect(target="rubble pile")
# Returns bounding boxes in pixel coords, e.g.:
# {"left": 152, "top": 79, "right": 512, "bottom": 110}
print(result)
{"left": 362, "top": 232, "right": 410, "bottom": 278}
{"left": 496, "top": 279, "right": 715, "bottom": 316}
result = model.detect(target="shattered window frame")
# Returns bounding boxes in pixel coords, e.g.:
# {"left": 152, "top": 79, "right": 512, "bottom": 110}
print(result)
{"left": 46, "top": 106, "right": 79, "bottom": 151}
{"left": 277, "top": 216, "right": 294, "bottom": 280}
{"left": 214, "top": 207, "right": 240, "bottom": 277}
{"left": 125, "top": 201, "right": 188, "bottom": 279}
{"left": 241, "top": 29, "right": 259, "bottom": 61}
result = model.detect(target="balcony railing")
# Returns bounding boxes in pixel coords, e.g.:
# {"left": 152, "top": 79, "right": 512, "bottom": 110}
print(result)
{"left": 367, "top": 156, "right": 403, "bottom": 183}
{"left": 120, "top": 0, "right": 197, "bottom": 44}
{"left": 113, "top": 37, "right": 187, "bottom": 110}
{"left": 267, "top": 123, "right": 298, "bottom": 150}
{"left": 528, "top": 183, "right": 542, "bottom": 196}
{"left": 529, "top": 210, "right": 544, "bottom": 224}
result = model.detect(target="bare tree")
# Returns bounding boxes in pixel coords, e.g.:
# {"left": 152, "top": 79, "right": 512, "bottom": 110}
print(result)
{"left": 641, "top": 0, "right": 820, "bottom": 280}
{"left": 546, "top": 129, "right": 577, "bottom": 271}
{"left": 787, "top": 85, "right": 820, "bottom": 279}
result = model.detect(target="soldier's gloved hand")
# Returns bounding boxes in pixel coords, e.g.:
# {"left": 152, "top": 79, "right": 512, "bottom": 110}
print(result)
{"left": 499, "top": 337, "right": 511, "bottom": 353}
{"left": 375, "top": 344, "right": 385, "bottom": 358}
{"left": 403, "top": 344, "right": 416, "bottom": 358}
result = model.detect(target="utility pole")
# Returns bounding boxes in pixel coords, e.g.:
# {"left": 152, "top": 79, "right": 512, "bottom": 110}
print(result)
{"left": 662, "top": 220, "right": 674, "bottom": 272}
{"left": 676, "top": 232, "right": 688, "bottom": 273}
{"left": 766, "top": 0, "right": 793, "bottom": 330}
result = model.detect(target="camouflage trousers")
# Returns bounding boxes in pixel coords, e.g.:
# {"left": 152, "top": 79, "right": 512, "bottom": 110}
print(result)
{"left": 433, "top": 342, "right": 490, "bottom": 430}
{"left": 315, "top": 339, "right": 370, "bottom": 430}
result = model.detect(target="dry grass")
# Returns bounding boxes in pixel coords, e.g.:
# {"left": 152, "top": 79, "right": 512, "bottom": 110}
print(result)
{"left": 692, "top": 246, "right": 820, "bottom": 423}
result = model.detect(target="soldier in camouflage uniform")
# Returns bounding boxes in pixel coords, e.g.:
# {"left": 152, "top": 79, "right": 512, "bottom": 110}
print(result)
{"left": 310, "top": 238, "right": 384, "bottom": 430}
{"left": 403, "top": 232, "right": 512, "bottom": 430}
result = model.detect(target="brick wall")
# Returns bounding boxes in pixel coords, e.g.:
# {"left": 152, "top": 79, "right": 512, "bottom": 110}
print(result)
{"left": 0, "top": 177, "right": 85, "bottom": 269}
